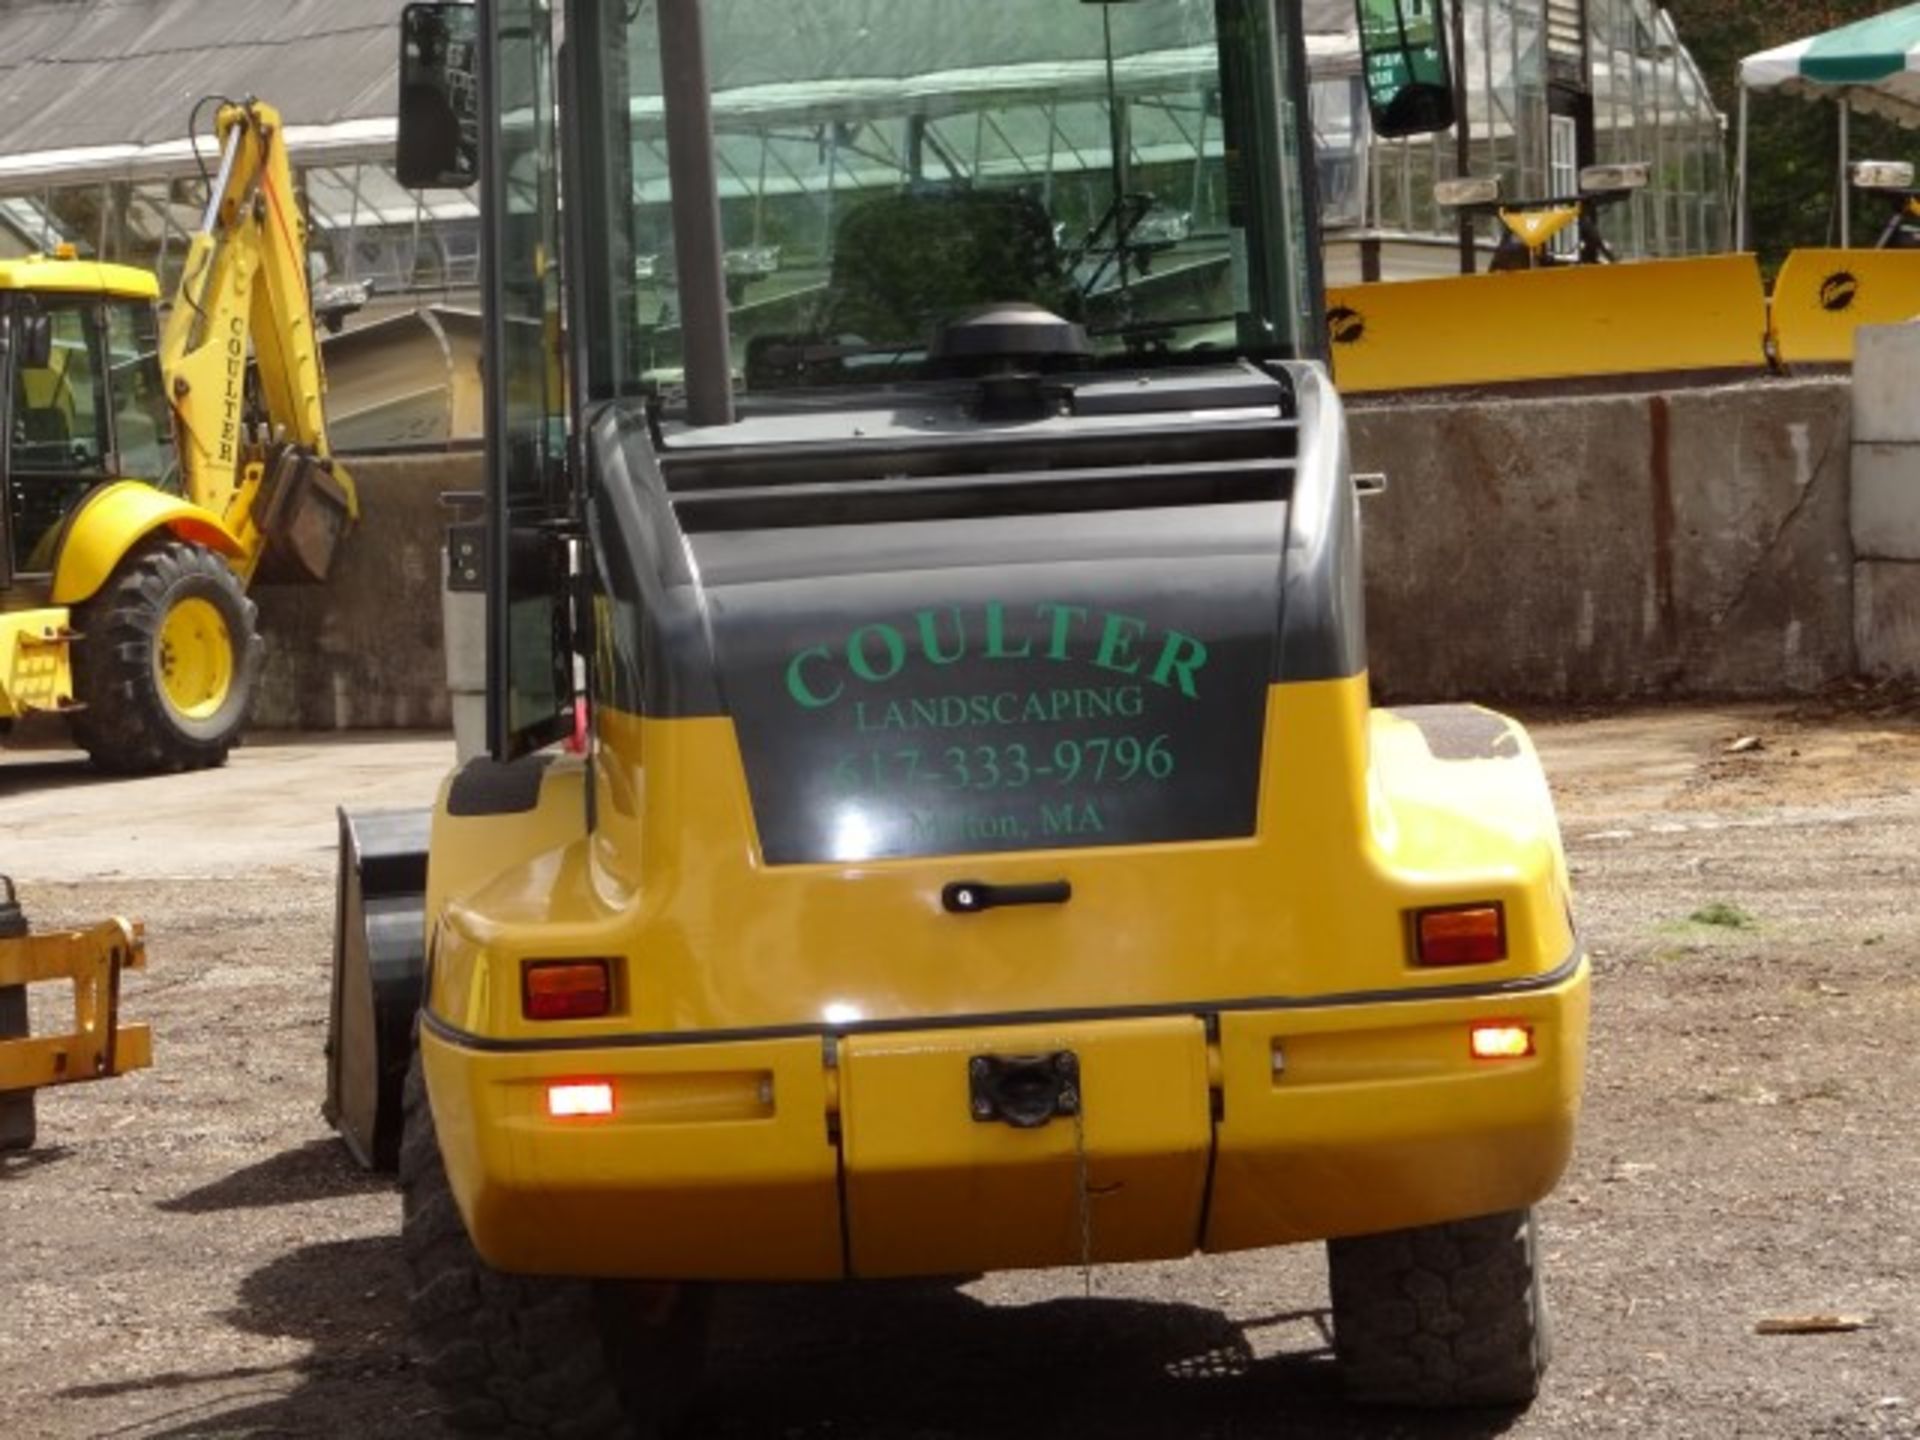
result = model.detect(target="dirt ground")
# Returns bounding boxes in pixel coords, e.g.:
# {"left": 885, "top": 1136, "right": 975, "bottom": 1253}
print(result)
{"left": 3, "top": 701, "right": 1918, "bottom": 1439}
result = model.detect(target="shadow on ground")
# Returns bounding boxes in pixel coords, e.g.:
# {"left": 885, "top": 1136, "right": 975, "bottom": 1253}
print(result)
{"left": 687, "top": 1282, "right": 1527, "bottom": 1440}
{"left": 0, "top": 753, "right": 100, "bottom": 797}
{"left": 159, "top": 1138, "right": 393, "bottom": 1213}
{"left": 103, "top": 1232, "right": 1529, "bottom": 1440}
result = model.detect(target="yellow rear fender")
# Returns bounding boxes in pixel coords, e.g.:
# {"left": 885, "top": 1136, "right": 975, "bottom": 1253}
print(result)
{"left": 424, "top": 752, "right": 592, "bottom": 962}
{"left": 1368, "top": 704, "right": 1574, "bottom": 946}
{"left": 49, "top": 482, "right": 246, "bottom": 606}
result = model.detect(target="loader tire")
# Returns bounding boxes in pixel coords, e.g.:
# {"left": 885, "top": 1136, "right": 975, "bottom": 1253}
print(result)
{"left": 1328, "top": 1208, "right": 1549, "bottom": 1408}
{"left": 399, "top": 1051, "right": 709, "bottom": 1438}
{"left": 69, "top": 537, "right": 262, "bottom": 775}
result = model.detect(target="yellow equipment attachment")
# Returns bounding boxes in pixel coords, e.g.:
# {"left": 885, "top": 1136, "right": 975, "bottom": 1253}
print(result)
{"left": 0, "top": 889, "right": 151, "bottom": 1152}
{"left": 0, "top": 610, "right": 77, "bottom": 719}
{"left": 1769, "top": 248, "right": 1920, "bottom": 369}
{"left": 1327, "top": 253, "right": 1772, "bottom": 395}
{"left": 1497, "top": 204, "right": 1581, "bottom": 257}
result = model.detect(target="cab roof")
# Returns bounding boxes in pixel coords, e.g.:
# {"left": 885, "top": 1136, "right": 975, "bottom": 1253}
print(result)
{"left": 0, "top": 255, "right": 159, "bottom": 300}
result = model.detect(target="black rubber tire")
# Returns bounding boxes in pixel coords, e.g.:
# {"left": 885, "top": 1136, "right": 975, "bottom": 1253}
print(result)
{"left": 68, "top": 537, "right": 262, "bottom": 775}
{"left": 1328, "top": 1208, "right": 1550, "bottom": 1408}
{"left": 399, "top": 1052, "right": 710, "bottom": 1438}
{"left": 0, "top": 984, "right": 34, "bottom": 1151}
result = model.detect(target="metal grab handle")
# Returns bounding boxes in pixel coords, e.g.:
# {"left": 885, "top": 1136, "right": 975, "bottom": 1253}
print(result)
{"left": 941, "top": 880, "right": 1072, "bottom": 915}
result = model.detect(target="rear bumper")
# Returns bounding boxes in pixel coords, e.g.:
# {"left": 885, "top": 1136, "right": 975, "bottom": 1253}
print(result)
{"left": 420, "top": 956, "right": 1588, "bottom": 1280}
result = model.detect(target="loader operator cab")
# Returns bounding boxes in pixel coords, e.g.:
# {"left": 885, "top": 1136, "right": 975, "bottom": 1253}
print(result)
{"left": 401, "top": 0, "right": 1333, "bottom": 764}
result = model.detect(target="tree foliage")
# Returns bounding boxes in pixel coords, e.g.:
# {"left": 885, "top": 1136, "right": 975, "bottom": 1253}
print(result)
{"left": 1666, "top": 0, "right": 1913, "bottom": 261}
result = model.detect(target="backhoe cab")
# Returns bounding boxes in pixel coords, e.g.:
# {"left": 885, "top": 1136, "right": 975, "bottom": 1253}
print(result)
{"left": 328, "top": 1, "right": 1587, "bottom": 1430}
{"left": 0, "top": 99, "right": 354, "bottom": 773}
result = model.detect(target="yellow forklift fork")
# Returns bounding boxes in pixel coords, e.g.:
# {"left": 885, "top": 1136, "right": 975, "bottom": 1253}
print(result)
{"left": 0, "top": 883, "right": 151, "bottom": 1149}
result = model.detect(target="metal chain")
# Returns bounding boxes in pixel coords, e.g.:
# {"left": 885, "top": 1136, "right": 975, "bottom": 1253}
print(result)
{"left": 1070, "top": 1091, "right": 1094, "bottom": 1299}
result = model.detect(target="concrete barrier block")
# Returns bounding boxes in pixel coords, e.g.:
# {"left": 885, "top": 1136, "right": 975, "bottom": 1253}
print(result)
{"left": 1855, "top": 560, "right": 1920, "bottom": 680}
{"left": 1854, "top": 324, "right": 1920, "bottom": 444}
{"left": 1852, "top": 443, "right": 1920, "bottom": 561}
{"left": 1354, "top": 377, "right": 1854, "bottom": 702}
{"left": 1664, "top": 380, "right": 1854, "bottom": 695}
{"left": 1354, "top": 391, "right": 1662, "bottom": 702}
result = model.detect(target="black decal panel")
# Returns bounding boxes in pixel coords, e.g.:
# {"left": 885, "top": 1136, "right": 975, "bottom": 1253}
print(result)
{"left": 698, "top": 505, "right": 1281, "bottom": 863}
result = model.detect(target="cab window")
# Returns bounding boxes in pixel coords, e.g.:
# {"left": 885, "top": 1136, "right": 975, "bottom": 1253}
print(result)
{"left": 105, "top": 300, "right": 177, "bottom": 491}
{"left": 8, "top": 300, "right": 110, "bottom": 574}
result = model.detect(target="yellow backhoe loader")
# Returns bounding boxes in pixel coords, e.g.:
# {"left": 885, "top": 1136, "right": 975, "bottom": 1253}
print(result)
{"left": 1, "top": 98, "right": 356, "bottom": 773}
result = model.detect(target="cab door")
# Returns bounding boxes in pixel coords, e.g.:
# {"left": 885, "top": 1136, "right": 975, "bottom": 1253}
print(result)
{"left": 481, "top": 0, "right": 574, "bottom": 757}
{"left": 4, "top": 297, "right": 113, "bottom": 583}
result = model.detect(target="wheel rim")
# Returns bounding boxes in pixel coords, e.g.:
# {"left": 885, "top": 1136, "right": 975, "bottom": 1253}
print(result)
{"left": 154, "top": 597, "right": 234, "bottom": 722}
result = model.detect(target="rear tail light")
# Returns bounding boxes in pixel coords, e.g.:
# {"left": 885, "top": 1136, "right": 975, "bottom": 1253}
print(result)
{"left": 546, "top": 1081, "right": 614, "bottom": 1118}
{"left": 1470, "top": 1024, "right": 1535, "bottom": 1061}
{"left": 523, "top": 959, "right": 613, "bottom": 1021}
{"left": 1413, "top": 904, "right": 1507, "bottom": 967}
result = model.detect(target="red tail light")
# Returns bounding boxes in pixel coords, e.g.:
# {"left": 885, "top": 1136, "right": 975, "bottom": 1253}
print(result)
{"left": 1414, "top": 904, "right": 1507, "bottom": 967}
{"left": 523, "top": 960, "right": 612, "bottom": 1021}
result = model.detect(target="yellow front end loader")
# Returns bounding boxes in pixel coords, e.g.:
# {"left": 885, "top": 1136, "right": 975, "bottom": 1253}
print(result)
{"left": 326, "top": 2, "right": 1589, "bottom": 1433}
{"left": 0, "top": 100, "right": 356, "bottom": 773}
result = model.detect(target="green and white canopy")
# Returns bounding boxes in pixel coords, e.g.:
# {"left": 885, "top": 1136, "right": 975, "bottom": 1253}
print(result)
{"left": 1739, "top": 4, "right": 1920, "bottom": 128}
{"left": 1735, "top": 5, "right": 1920, "bottom": 247}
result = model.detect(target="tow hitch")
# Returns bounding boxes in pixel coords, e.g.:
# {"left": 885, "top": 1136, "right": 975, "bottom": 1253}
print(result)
{"left": 968, "top": 1051, "right": 1080, "bottom": 1129}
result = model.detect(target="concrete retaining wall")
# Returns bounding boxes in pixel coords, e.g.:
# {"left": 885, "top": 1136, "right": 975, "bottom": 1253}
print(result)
{"left": 251, "top": 451, "right": 481, "bottom": 731}
{"left": 255, "top": 374, "right": 1875, "bottom": 729}
{"left": 1352, "top": 378, "right": 1856, "bottom": 702}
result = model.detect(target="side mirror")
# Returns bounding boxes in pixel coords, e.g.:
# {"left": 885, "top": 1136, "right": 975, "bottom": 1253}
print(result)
{"left": 1852, "top": 160, "right": 1916, "bottom": 192}
{"left": 1356, "top": 0, "right": 1457, "bottom": 139}
{"left": 17, "top": 310, "right": 53, "bottom": 370}
{"left": 397, "top": 2, "right": 480, "bottom": 189}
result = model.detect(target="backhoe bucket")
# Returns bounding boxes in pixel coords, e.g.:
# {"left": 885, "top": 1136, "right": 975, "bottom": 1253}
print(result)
{"left": 252, "top": 448, "right": 355, "bottom": 584}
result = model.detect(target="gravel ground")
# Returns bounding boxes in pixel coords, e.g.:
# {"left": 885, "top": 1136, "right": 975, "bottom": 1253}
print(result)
{"left": 2, "top": 704, "right": 1917, "bottom": 1439}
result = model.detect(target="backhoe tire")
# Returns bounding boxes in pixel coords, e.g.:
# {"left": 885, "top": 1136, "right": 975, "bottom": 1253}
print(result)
{"left": 399, "top": 1051, "right": 710, "bottom": 1438}
{"left": 69, "top": 537, "right": 262, "bottom": 775}
{"left": 1328, "top": 1208, "right": 1550, "bottom": 1409}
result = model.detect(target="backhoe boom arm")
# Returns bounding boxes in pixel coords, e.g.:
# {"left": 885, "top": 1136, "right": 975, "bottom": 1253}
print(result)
{"left": 162, "top": 99, "right": 357, "bottom": 582}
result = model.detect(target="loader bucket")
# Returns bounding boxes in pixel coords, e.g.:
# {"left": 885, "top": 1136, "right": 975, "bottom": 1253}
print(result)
{"left": 1327, "top": 254, "right": 1771, "bottom": 396}
{"left": 325, "top": 807, "right": 430, "bottom": 1171}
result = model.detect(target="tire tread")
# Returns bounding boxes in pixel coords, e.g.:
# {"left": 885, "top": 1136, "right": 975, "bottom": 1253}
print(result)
{"left": 1328, "top": 1208, "right": 1549, "bottom": 1408}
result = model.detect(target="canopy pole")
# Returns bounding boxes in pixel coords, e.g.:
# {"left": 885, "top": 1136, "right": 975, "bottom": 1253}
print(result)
{"left": 1735, "top": 85, "right": 1750, "bottom": 252}
{"left": 1838, "top": 93, "right": 1851, "bottom": 248}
